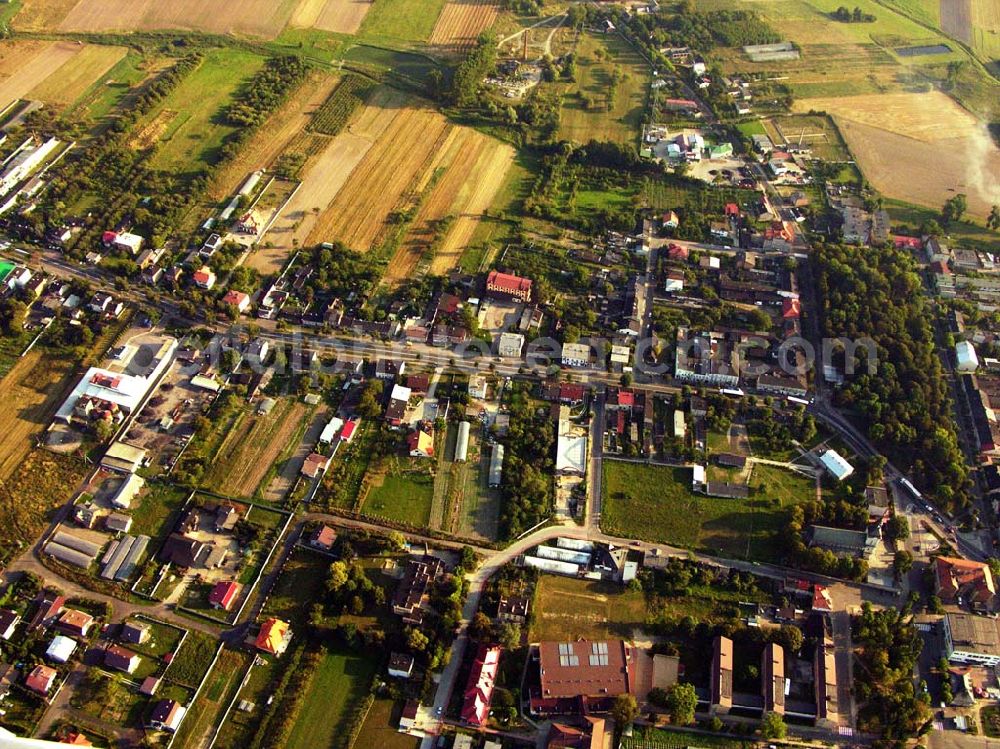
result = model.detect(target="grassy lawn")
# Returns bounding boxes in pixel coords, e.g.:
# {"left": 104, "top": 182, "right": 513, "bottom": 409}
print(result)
{"left": 600, "top": 461, "right": 813, "bottom": 563}
{"left": 264, "top": 549, "right": 329, "bottom": 628}
{"left": 736, "top": 120, "right": 767, "bottom": 137}
{"left": 357, "top": 0, "right": 449, "bottom": 45}
{"left": 145, "top": 48, "right": 265, "bottom": 178}
{"left": 284, "top": 648, "right": 377, "bottom": 749}
{"left": 766, "top": 113, "right": 851, "bottom": 161}
{"left": 165, "top": 630, "right": 218, "bottom": 689}
{"left": 212, "top": 656, "right": 280, "bottom": 748}
{"left": 624, "top": 726, "right": 754, "bottom": 749}
{"left": 362, "top": 465, "right": 434, "bottom": 526}
{"left": 884, "top": 198, "right": 1000, "bottom": 250}
{"left": 73, "top": 50, "right": 153, "bottom": 122}
{"left": 129, "top": 618, "right": 185, "bottom": 660}
{"left": 559, "top": 31, "right": 650, "bottom": 145}
{"left": 529, "top": 575, "right": 647, "bottom": 642}
{"left": 354, "top": 699, "right": 420, "bottom": 749}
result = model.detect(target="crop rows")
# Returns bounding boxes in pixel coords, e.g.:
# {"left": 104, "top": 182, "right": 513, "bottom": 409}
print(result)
{"left": 307, "top": 74, "right": 376, "bottom": 136}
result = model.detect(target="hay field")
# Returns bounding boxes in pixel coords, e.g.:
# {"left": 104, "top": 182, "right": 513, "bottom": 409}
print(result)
{"left": 306, "top": 103, "right": 452, "bottom": 251}
{"left": 971, "top": 0, "right": 1000, "bottom": 60}
{"left": 0, "top": 41, "right": 83, "bottom": 112}
{"left": 206, "top": 70, "right": 340, "bottom": 202}
{"left": 46, "top": 0, "right": 300, "bottom": 38}
{"left": 794, "top": 92, "right": 1000, "bottom": 218}
{"left": 288, "top": 0, "right": 373, "bottom": 34}
{"left": 428, "top": 0, "right": 499, "bottom": 51}
{"left": 0, "top": 351, "right": 76, "bottom": 481}
{"left": 201, "top": 399, "right": 309, "bottom": 498}
{"left": 27, "top": 45, "right": 127, "bottom": 109}
{"left": 248, "top": 87, "right": 404, "bottom": 273}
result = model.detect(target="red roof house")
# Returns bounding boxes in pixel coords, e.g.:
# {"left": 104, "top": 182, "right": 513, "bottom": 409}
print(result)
{"left": 894, "top": 235, "right": 923, "bottom": 250}
{"left": 255, "top": 618, "right": 292, "bottom": 656}
{"left": 935, "top": 557, "right": 996, "bottom": 608}
{"left": 782, "top": 298, "right": 802, "bottom": 319}
{"left": 724, "top": 202, "right": 740, "bottom": 216}
{"left": 222, "top": 290, "right": 250, "bottom": 314}
{"left": 341, "top": 419, "right": 359, "bottom": 443}
{"left": 208, "top": 580, "right": 242, "bottom": 612}
{"left": 26, "top": 664, "right": 57, "bottom": 695}
{"left": 667, "top": 243, "right": 689, "bottom": 261}
{"left": 461, "top": 644, "right": 502, "bottom": 727}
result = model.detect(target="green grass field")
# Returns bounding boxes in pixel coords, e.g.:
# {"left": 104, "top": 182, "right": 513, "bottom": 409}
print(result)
{"left": 127, "top": 483, "right": 188, "bottom": 542}
{"left": 363, "top": 470, "right": 435, "bottom": 526}
{"left": 145, "top": 48, "right": 265, "bottom": 177}
{"left": 600, "top": 461, "right": 814, "bottom": 562}
{"left": 171, "top": 648, "right": 252, "bottom": 749}
{"left": 264, "top": 549, "right": 329, "bottom": 628}
{"left": 72, "top": 51, "right": 151, "bottom": 123}
{"left": 357, "top": 0, "right": 449, "bottom": 45}
{"left": 285, "top": 648, "right": 377, "bottom": 749}
{"left": 559, "top": 31, "right": 650, "bottom": 145}
{"left": 885, "top": 198, "right": 1000, "bottom": 250}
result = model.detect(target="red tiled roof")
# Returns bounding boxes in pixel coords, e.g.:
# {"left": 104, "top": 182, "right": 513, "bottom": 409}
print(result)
{"left": 461, "top": 644, "right": 502, "bottom": 726}
{"left": 341, "top": 420, "right": 358, "bottom": 442}
{"left": 222, "top": 290, "right": 248, "bottom": 306}
{"left": 935, "top": 556, "right": 996, "bottom": 605}
{"left": 782, "top": 298, "right": 802, "bottom": 319}
{"left": 208, "top": 581, "right": 241, "bottom": 611}
{"left": 487, "top": 270, "right": 532, "bottom": 295}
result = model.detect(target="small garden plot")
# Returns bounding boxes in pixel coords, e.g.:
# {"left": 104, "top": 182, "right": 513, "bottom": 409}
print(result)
{"left": 353, "top": 699, "right": 421, "bottom": 749}
{"left": 0, "top": 688, "right": 46, "bottom": 736}
{"left": 69, "top": 671, "right": 147, "bottom": 732}
{"left": 212, "top": 654, "right": 281, "bottom": 749}
{"left": 127, "top": 483, "right": 189, "bottom": 541}
{"left": 171, "top": 647, "right": 253, "bottom": 749}
{"left": 164, "top": 630, "right": 219, "bottom": 690}
{"left": 127, "top": 617, "right": 186, "bottom": 660}
{"left": 263, "top": 548, "right": 330, "bottom": 628}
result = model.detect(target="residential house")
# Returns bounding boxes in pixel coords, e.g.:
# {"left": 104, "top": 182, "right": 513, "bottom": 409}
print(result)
{"left": 26, "top": 664, "right": 57, "bottom": 696}
{"left": 561, "top": 342, "right": 591, "bottom": 368}
{"left": 408, "top": 425, "right": 435, "bottom": 458}
{"left": 255, "top": 618, "right": 292, "bottom": 656}
{"left": 148, "top": 699, "right": 186, "bottom": 732}
{"left": 120, "top": 621, "right": 150, "bottom": 645}
{"left": 461, "top": 644, "right": 502, "bottom": 727}
{"left": 392, "top": 556, "right": 446, "bottom": 625}
{"left": 208, "top": 581, "right": 242, "bottom": 612}
{"left": 375, "top": 359, "right": 405, "bottom": 381}
{"left": 710, "top": 636, "right": 733, "bottom": 716}
{"left": 222, "top": 290, "right": 251, "bottom": 314}
{"left": 388, "top": 652, "right": 415, "bottom": 679}
{"left": 159, "top": 534, "right": 208, "bottom": 568}
{"left": 0, "top": 609, "right": 20, "bottom": 640}
{"left": 55, "top": 609, "right": 93, "bottom": 638}
{"left": 547, "top": 718, "right": 606, "bottom": 749}
{"left": 214, "top": 504, "right": 239, "bottom": 532}
{"left": 104, "top": 645, "right": 141, "bottom": 674}
{"left": 497, "top": 595, "right": 530, "bottom": 624}
{"left": 301, "top": 453, "right": 328, "bottom": 479}
{"left": 935, "top": 557, "right": 996, "bottom": 610}
{"left": 45, "top": 635, "right": 77, "bottom": 664}
{"left": 308, "top": 525, "right": 337, "bottom": 552}
{"left": 192, "top": 266, "right": 216, "bottom": 290}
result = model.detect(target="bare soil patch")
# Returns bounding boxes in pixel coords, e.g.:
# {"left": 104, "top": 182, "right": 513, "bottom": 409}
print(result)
{"left": 941, "top": 0, "right": 973, "bottom": 43}
{"left": 128, "top": 108, "right": 177, "bottom": 151}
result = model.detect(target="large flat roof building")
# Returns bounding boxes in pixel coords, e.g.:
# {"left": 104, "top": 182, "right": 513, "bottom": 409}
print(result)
{"left": 531, "top": 640, "right": 633, "bottom": 715}
{"left": 710, "top": 635, "right": 733, "bottom": 716}
{"left": 944, "top": 612, "right": 1000, "bottom": 666}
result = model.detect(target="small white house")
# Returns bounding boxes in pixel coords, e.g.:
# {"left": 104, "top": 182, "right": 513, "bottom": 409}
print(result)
{"left": 45, "top": 635, "right": 77, "bottom": 664}
{"left": 664, "top": 270, "right": 685, "bottom": 293}
{"left": 956, "top": 341, "right": 979, "bottom": 373}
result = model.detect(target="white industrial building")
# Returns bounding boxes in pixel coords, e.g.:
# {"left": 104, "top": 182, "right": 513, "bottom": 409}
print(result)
{"left": 110, "top": 474, "right": 145, "bottom": 509}
{"left": 818, "top": 449, "right": 854, "bottom": 481}
{"left": 55, "top": 338, "right": 177, "bottom": 424}
{"left": 556, "top": 433, "right": 587, "bottom": 475}
{"left": 0, "top": 137, "right": 60, "bottom": 196}
{"left": 956, "top": 341, "right": 979, "bottom": 373}
{"left": 535, "top": 545, "right": 591, "bottom": 565}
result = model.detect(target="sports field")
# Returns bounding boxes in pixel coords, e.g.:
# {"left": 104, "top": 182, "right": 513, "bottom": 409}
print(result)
{"left": 793, "top": 91, "right": 1000, "bottom": 218}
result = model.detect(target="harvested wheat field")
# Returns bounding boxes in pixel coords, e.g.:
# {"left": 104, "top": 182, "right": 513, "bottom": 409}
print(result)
{"left": 128, "top": 109, "right": 177, "bottom": 151}
{"left": 248, "top": 88, "right": 405, "bottom": 273}
{"left": 795, "top": 92, "right": 1000, "bottom": 218}
{"left": 429, "top": 0, "right": 499, "bottom": 51}
{"left": 202, "top": 399, "right": 309, "bottom": 498}
{"left": 48, "top": 0, "right": 300, "bottom": 38}
{"left": 0, "top": 40, "right": 84, "bottom": 112}
{"left": 206, "top": 70, "right": 340, "bottom": 202}
{"left": 386, "top": 130, "right": 513, "bottom": 282}
{"left": 307, "top": 106, "right": 451, "bottom": 251}
{"left": 27, "top": 44, "right": 126, "bottom": 108}
{"left": 430, "top": 141, "right": 513, "bottom": 273}
{"left": 0, "top": 351, "right": 77, "bottom": 481}
{"left": 288, "top": 0, "right": 373, "bottom": 34}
